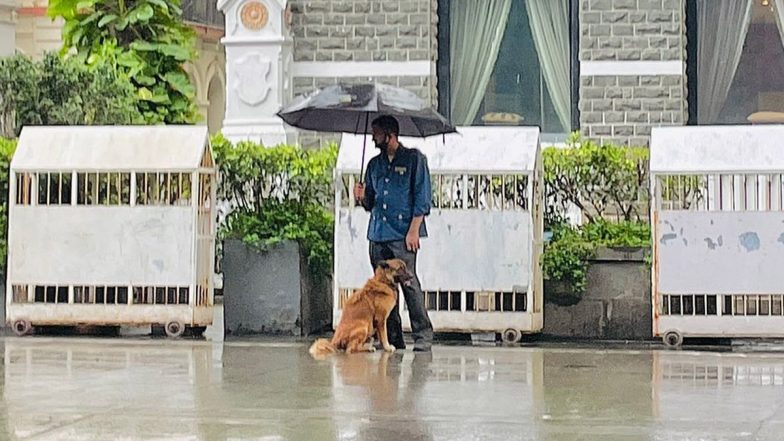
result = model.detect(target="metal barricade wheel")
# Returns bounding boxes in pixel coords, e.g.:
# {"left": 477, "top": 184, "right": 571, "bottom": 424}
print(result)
{"left": 662, "top": 330, "right": 683, "bottom": 348}
{"left": 165, "top": 321, "right": 185, "bottom": 338}
{"left": 501, "top": 328, "right": 522, "bottom": 344}
{"left": 12, "top": 320, "right": 32, "bottom": 336}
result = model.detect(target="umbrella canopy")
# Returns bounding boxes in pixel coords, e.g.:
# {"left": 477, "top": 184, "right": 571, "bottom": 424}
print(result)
{"left": 276, "top": 82, "right": 456, "bottom": 137}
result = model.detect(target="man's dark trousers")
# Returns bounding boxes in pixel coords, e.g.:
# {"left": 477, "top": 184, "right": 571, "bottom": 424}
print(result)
{"left": 369, "top": 240, "right": 433, "bottom": 348}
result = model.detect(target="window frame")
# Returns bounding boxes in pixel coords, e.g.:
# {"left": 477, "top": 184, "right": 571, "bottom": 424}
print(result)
{"left": 436, "top": 0, "right": 581, "bottom": 132}
{"left": 685, "top": 0, "right": 784, "bottom": 125}
{"left": 686, "top": 0, "right": 699, "bottom": 125}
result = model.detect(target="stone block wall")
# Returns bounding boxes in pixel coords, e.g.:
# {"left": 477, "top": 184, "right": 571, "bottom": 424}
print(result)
{"left": 578, "top": 0, "right": 688, "bottom": 146}
{"left": 581, "top": 0, "right": 684, "bottom": 62}
{"left": 288, "top": 0, "right": 439, "bottom": 147}
{"left": 14, "top": 8, "right": 64, "bottom": 58}
{"left": 290, "top": 1, "right": 432, "bottom": 64}
{"left": 580, "top": 75, "right": 685, "bottom": 146}
{"left": 288, "top": 0, "right": 437, "bottom": 100}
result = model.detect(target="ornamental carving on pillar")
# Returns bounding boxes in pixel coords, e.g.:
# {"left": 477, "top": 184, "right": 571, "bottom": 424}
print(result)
{"left": 240, "top": 1, "right": 268, "bottom": 31}
{"left": 282, "top": 51, "right": 292, "bottom": 102}
{"left": 233, "top": 52, "right": 272, "bottom": 106}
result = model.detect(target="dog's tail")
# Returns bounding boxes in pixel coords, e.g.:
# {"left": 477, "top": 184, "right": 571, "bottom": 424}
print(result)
{"left": 309, "top": 338, "right": 337, "bottom": 359}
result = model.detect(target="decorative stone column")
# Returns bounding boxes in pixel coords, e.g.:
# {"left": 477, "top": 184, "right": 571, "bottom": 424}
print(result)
{"left": 0, "top": 0, "right": 16, "bottom": 56}
{"left": 217, "top": 0, "right": 297, "bottom": 146}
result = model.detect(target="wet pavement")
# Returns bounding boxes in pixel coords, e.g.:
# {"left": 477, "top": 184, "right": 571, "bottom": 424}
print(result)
{"left": 2, "top": 337, "right": 784, "bottom": 440}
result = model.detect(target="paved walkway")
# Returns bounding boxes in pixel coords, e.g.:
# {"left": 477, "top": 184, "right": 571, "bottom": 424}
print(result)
{"left": 2, "top": 336, "right": 784, "bottom": 440}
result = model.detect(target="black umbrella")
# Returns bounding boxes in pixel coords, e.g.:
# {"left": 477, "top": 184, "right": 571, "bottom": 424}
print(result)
{"left": 276, "top": 82, "right": 456, "bottom": 180}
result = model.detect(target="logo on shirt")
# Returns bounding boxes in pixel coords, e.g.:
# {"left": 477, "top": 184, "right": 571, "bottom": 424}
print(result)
{"left": 394, "top": 166, "right": 407, "bottom": 175}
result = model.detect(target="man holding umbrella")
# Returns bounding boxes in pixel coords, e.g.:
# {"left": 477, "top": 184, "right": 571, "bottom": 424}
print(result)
{"left": 353, "top": 115, "right": 433, "bottom": 352}
{"left": 277, "top": 82, "right": 455, "bottom": 352}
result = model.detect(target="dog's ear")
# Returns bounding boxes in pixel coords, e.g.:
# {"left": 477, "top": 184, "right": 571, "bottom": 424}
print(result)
{"left": 378, "top": 260, "right": 390, "bottom": 270}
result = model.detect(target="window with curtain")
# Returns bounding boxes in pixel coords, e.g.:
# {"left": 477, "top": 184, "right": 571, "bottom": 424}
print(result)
{"left": 688, "top": 0, "right": 784, "bottom": 125}
{"left": 437, "top": 0, "right": 578, "bottom": 135}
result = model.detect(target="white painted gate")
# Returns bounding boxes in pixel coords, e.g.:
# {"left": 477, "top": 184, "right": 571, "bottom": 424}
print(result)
{"left": 651, "top": 125, "right": 784, "bottom": 346}
{"left": 5, "top": 126, "right": 217, "bottom": 338}
{"left": 334, "top": 127, "right": 544, "bottom": 341}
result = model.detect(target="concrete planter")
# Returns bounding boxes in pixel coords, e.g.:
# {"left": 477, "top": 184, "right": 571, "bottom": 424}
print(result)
{"left": 544, "top": 247, "right": 652, "bottom": 340}
{"left": 222, "top": 239, "right": 332, "bottom": 337}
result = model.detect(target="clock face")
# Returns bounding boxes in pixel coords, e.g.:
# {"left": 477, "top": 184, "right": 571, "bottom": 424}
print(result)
{"left": 240, "top": 1, "right": 269, "bottom": 31}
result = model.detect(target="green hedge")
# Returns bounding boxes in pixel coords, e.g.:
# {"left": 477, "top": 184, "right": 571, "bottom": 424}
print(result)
{"left": 212, "top": 134, "right": 338, "bottom": 278}
{"left": 543, "top": 132, "right": 648, "bottom": 225}
{"left": 542, "top": 220, "right": 650, "bottom": 306}
{"left": 0, "top": 138, "right": 16, "bottom": 270}
{"left": 0, "top": 53, "right": 143, "bottom": 138}
{"left": 542, "top": 134, "right": 651, "bottom": 305}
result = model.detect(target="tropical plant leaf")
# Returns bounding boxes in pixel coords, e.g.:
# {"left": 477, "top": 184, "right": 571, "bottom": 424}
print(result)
{"left": 78, "top": 10, "right": 101, "bottom": 26}
{"left": 97, "top": 13, "right": 117, "bottom": 28}
{"left": 146, "top": 0, "right": 169, "bottom": 12}
{"left": 163, "top": 71, "right": 192, "bottom": 95}
{"left": 115, "top": 15, "right": 129, "bottom": 30}
{"left": 135, "top": 4, "right": 154, "bottom": 21}
{"left": 47, "top": 0, "right": 80, "bottom": 18}
{"left": 75, "top": 0, "right": 97, "bottom": 11}
{"left": 137, "top": 87, "right": 153, "bottom": 100}
{"left": 129, "top": 41, "right": 157, "bottom": 51}
{"left": 48, "top": 0, "right": 199, "bottom": 124}
{"left": 135, "top": 74, "right": 156, "bottom": 86}
{"left": 158, "top": 44, "right": 191, "bottom": 61}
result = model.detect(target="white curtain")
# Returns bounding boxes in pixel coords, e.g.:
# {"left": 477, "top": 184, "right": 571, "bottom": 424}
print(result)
{"left": 525, "top": 0, "right": 571, "bottom": 132}
{"left": 775, "top": 0, "right": 784, "bottom": 49}
{"left": 697, "top": 0, "right": 753, "bottom": 124}
{"left": 449, "top": 0, "right": 512, "bottom": 125}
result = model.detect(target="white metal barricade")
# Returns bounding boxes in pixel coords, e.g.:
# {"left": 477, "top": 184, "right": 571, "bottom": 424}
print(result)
{"left": 651, "top": 125, "right": 784, "bottom": 346}
{"left": 334, "top": 127, "right": 544, "bottom": 342}
{"left": 5, "top": 126, "right": 217, "bottom": 338}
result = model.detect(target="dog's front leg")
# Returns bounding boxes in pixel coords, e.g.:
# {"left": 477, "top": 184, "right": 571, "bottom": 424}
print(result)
{"left": 376, "top": 318, "right": 395, "bottom": 353}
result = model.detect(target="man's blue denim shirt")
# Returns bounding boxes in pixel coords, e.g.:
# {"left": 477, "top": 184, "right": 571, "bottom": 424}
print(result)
{"left": 361, "top": 145, "right": 432, "bottom": 242}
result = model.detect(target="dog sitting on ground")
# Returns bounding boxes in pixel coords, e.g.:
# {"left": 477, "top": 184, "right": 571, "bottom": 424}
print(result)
{"left": 309, "top": 259, "right": 413, "bottom": 359}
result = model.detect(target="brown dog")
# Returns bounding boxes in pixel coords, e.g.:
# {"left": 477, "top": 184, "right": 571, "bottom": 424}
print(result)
{"left": 309, "top": 259, "right": 413, "bottom": 359}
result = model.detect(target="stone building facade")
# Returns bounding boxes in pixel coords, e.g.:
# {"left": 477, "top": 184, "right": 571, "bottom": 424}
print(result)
{"left": 282, "top": 0, "right": 691, "bottom": 147}
{"left": 4, "top": 1, "right": 777, "bottom": 147}
{"left": 578, "top": 0, "right": 688, "bottom": 146}
{"left": 288, "top": 0, "right": 438, "bottom": 102}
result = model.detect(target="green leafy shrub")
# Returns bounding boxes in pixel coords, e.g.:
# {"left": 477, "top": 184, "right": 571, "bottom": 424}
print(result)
{"left": 221, "top": 201, "right": 334, "bottom": 277}
{"left": 0, "top": 138, "right": 16, "bottom": 269}
{"left": 543, "top": 220, "right": 650, "bottom": 306}
{"left": 541, "top": 223, "right": 595, "bottom": 305}
{"left": 579, "top": 220, "right": 651, "bottom": 249}
{"left": 542, "top": 133, "right": 651, "bottom": 305}
{"left": 48, "top": 0, "right": 199, "bottom": 124}
{"left": 213, "top": 134, "right": 338, "bottom": 278}
{"left": 0, "top": 53, "right": 142, "bottom": 137}
{"left": 543, "top": 132, "right": 649, "bottom": 225}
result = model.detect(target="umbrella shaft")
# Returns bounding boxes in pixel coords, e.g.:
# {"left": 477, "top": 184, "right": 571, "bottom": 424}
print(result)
{"left": 359, "top": 112, "right": 370, "bottom": 183}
